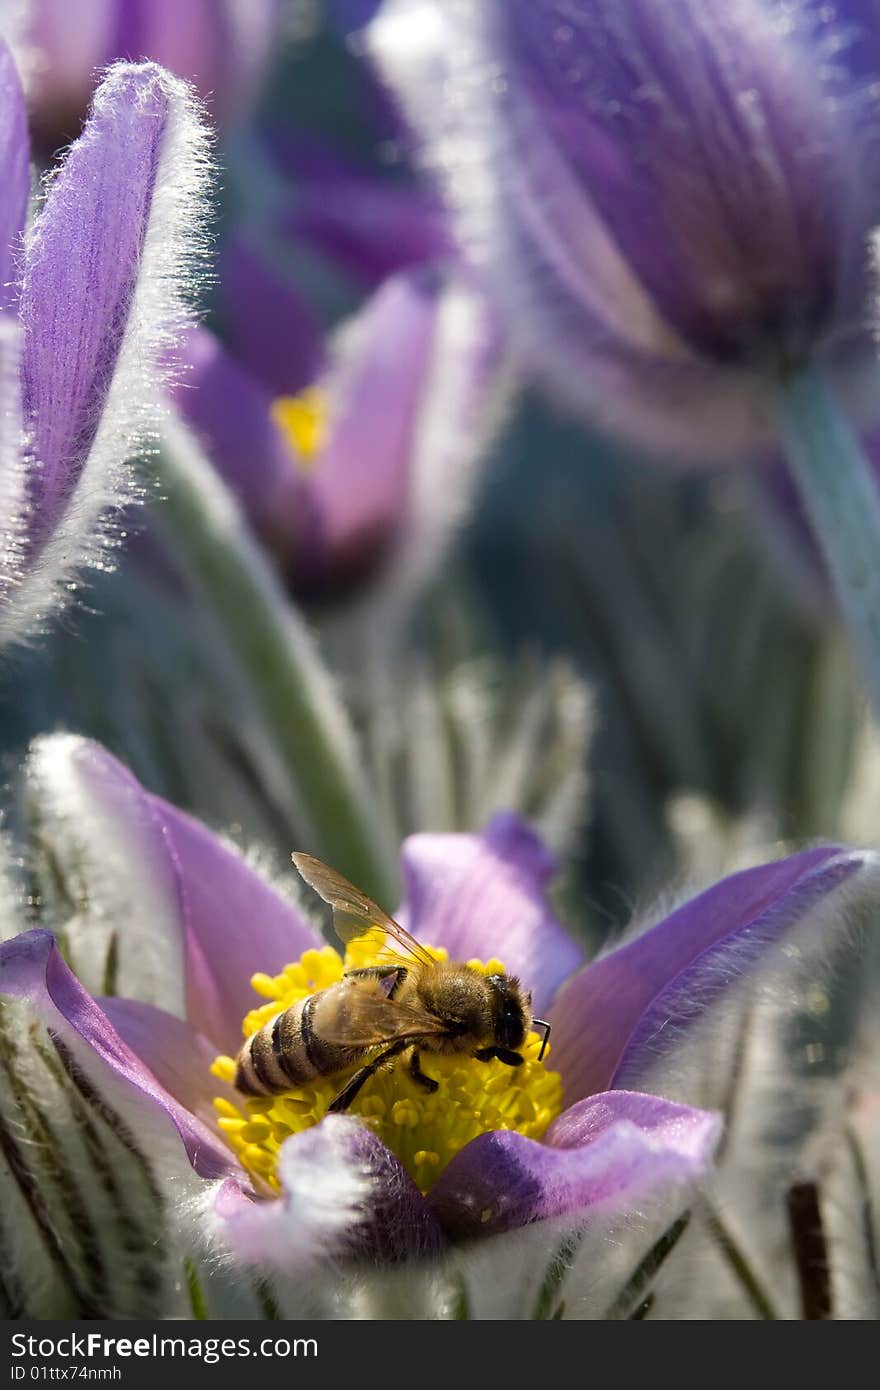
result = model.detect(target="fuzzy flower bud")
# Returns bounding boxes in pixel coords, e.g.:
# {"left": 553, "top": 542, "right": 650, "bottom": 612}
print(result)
{"left": 370, "top": 0, "right": 880, "bottom": 460}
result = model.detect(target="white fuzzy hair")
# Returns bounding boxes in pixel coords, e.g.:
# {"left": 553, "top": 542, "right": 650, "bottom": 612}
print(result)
{"left": 0, "top": 61, "right": 214, "bottom": 649}
{"left": 24, "top": 731, "right": 188, "bottom": 1015}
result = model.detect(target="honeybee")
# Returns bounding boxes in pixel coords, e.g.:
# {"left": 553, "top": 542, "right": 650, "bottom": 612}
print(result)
{"left": 235, "top": 853, "right": 551, "bottom": 1112}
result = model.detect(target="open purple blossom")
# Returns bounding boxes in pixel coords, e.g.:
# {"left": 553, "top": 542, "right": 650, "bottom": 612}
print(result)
{"left": 2, "top": 733, "right": 875, "bottom": 1277}
{"left": 0, "top": 43, "right": 211, "bottom": 648}
{"left": 171, "top": 264, "right": 506, "bottom": 602}
{"left": 20, "top": 0, "right": 283, "bottom": 147}
{"left": 369, "top": 0, "right": 880, "bottom": 461}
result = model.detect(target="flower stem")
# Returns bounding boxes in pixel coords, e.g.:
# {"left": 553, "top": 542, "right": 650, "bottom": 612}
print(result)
{"left": 155, "top": 418, "right": 396, "bottom": 906}
{"left": 774, "top": 364, "right": 880, "bottom": 714}
{"left": 604, "top": 1211, "right": 691, "bottom": 1319}
{"left": 184, "top": 1258, "right": 208, "bottom": 1320}
{"left": 706, "top": 1210, "right": 778, "bottom": 1319}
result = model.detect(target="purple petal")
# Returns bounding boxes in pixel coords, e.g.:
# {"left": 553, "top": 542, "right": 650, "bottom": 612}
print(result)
{"left": 550, "top": 847, "right": 865, "bottom": 1103}
{"left": 428, "top": 1090, "right": 720, "bottom": 1238}
{"left": 108, "top": 0, "right": 224, "bottom": 99}
{"left": 24, "top": 0, "right": 111, "bottom": 146}
{"left": 100, "top": 996, "right": 237, "bottom": 1128}
{"left": 0, "top": 42, "right": 28, "bottom": 314}
{"left": 170, "top": 327, "right": 304, "bottom": 548}
{"left": 218, "top": 233, "right": 324, "bottom": 398}
{"left": 215, "top": 1116, "right": 446, "bottom": 1269}
{"left": 0, "top": 930, "right": 239, "bottom": 1182}
{"left": 299, "top": 272, "right": 439, "bottom": 582}
{"left": 20, "top": 62, "right": 178, "bottom": 549}
{"left": 53, "top": 738, "right": 323, "bottom": 1054}
{"left": 398, "top": 812, "right": 584, "bottom": 1015}
{"left": 370, "top": 2, "right": 879, "bottom": 461}
{"left": 497, "top": 0, "right": 867, "bottom": 362}
{"left": 26, "top": 0, "right": 281, "bottom": 137}
{"left": 106, "top": 0, "right": 282, "bottom": 126}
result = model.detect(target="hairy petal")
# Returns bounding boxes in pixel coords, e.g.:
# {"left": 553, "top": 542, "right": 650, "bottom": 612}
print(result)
{"left": 550, "top": 847, "right": 875, "bottom": 1103}
{"left": 26, "top": 733, "right": 188, "bottom": 1017}
{"left": 398, "top": 811, "right": 583, "bottom": 1014}
{"left": 6, "top": 60, "right": 212, "bottom": 646}
{"left": 210, "top": 1116, "right": 446, "bottom": 1271}
{"left": 25, "top": 734, "right": 322, "bottom": 1054}
{"left": 0, "top": 316, "right": 24, "bottom": 613}
{"left": 495, "top": 0, "right": 860, "bottom": 360}
{"left": 0, "top": 930, "right": 239, "bottom": 1182}
{"left": 428, "top": 1090, "right": 720, "bottom": 1238}
{"left": 369, "top": 0, "right": 879, "bottom": 460}
{"left": 0, "top": 40, "right": 28, "bottom": 313}
{"left": 100, "top": 997, "right": 237, "bottom": 1129}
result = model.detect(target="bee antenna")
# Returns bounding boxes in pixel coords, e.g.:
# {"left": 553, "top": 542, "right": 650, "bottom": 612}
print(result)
{"left": 533, "top": 1018, "right": 551, "bottom": 1062}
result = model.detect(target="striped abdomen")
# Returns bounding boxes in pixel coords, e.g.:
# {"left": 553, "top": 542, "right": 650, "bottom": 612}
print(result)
{"left": 234, "top": 992, "right": 353, "bottom": 1096}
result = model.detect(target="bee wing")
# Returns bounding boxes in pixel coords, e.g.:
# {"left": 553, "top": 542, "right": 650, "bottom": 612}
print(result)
{"left": 313, "top": 984, "right": 449, "bottom": 1048}
{"left": 292, "top": 853, "right": 436, "bottom": 968}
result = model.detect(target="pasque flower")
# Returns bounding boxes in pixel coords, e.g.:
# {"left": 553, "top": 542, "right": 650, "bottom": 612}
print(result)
{"left": 370, "top": 0, "right": 880, "bottom": 460}
{"left": 0, "top": 43, "right": 210, "bottom": 647}
{"left": 1, "top": 732, "right": 874, "bottom": 1289}
{"left": 19, "top": 0, "right": 282, "bottom": 146}
{"left": 370, "top": 0, "right": 880, "bottom": 718}
{"left": 171, "top": 264, "right": 505, "bottom": 601}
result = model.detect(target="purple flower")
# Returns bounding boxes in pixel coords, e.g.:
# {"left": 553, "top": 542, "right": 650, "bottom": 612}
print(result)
{"left": 2, "top": 732, "right": 873, "bottom": 1277}
{"left": 21, "top": 0, "right": 283, "bottom": 146}
{"left": 369, "top": 1, "right": 880, "bottom": 460}
{"left": 171, "top": 264, "right": 506, "bottom": 602}
{"left": 0, "top": 44, "right": 210, "bottom": 647}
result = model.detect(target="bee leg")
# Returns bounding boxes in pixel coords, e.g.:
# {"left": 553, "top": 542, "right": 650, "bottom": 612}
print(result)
{"left": 341, "top": 965, "right": 407, "bottom": 998}
{"left": 495, "top": 1048, "right": 524, "bottom": 1067}
{"left": 473, "top": 1047, "right": 524, "bottom": 1067}
{"left": 409, "top": 1050, "right": 439, "bottom": 1093}
{"left": 328, "top": 1038, "right": 410, "bottom": 1113}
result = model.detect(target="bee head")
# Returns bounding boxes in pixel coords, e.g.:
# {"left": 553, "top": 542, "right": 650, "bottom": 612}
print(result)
{"left": 486, "top": 974, "right": 530, "bottom": 1050}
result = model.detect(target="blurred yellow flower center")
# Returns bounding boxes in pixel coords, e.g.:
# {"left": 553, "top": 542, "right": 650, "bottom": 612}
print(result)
{"left": 211, "top": 939, "right": 562, "bottom": 1196}
{"left": 272, "top": 388, "right": 328, "bottom": 471}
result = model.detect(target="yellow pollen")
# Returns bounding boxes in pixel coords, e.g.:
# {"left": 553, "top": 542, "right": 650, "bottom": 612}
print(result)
{"left": 211, "top": 940, "right": 563, "bottom": 1196}
{"left": 272, "top": 388, "right": 328, "bottom": 471}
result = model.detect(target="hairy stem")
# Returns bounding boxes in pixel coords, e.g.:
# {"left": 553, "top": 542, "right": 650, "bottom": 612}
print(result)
{"left": 154, "top": 419, "right": 396, "bottom": 904}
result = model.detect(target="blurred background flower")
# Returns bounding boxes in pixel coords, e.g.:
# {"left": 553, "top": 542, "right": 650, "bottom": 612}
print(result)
{"left": 171, "top": 262, "right": 506, "bottom": 620}
{"left": 19, "top": 0, "right": 286, "bottom": 148}
{"left": 369, "top": 0, "right": 880, "bottom": 460}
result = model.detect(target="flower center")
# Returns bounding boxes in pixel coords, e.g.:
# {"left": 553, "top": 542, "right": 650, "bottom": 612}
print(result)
{"left": 272, "top": 388, "right": 328, "bottom": 471}
{"left": 211, "top": 939, "right": 563, "bottom": 1195}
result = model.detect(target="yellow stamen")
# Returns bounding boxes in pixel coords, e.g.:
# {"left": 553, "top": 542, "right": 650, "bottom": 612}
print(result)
{"left": 272, "top": 388, "right": 328, "bottom": 471}
{"left": 212, "top": 939, "right": 563, "bottom": 1196}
